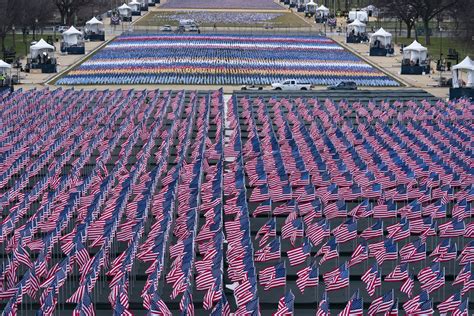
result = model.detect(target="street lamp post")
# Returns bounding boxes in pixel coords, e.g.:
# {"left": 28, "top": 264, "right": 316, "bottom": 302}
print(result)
{"left": 439, "top": 26, "right": 443, "bottom": 62}
{"left": 33, "top": 18, "right": 38, "bottom": 41}
{"left": 22, "top": 27, "right": 27, "bottom": 56}
{"left": 439, "top": 26, "right": 443, "bottom": 85}
{"left": 12, "top": 25, "right": 16, "bottom": 51}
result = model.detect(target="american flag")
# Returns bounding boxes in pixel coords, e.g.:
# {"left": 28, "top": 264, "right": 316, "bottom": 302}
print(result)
{"left": 286, "top": 237, "right": 312, "bottom": 266}
{"left": 368, "top": 290, "right": 394, "bottom": 316}
{"left": 373, "top": 199, "right": 397, "bottom": 218}
{"left": 338, "top": 290, "right": 363, "bottom": 316}
{"left": 325, "top": 263, "right": 349, "bottom": 292}
{"left": 403, "top": 290, "right": 429, "bottom": 312}
{"left": 210, "top": 295, "right": 230, "bottom": 316}
{"left": 306, "top": 218, "right": 330, "bottom": 247}
{"left": 459, "top": 241, "right": 474, "bottom": 265}
{"left": 254, "top": 237, "right": 281, "bottom": 262}
{"left": 253, "top": 199, "right": 272, "bottom": 217}
{"left": 437, "top": 291, "right": 462, "bottom": 314}
{"left": 361, "top": 263, "right": 381, "bottom": 296}
{"left": 296, "top": 261, "right": 319, "bottom": 293}
{"left": 401, "top": 273, "right": 415, "bottom": 298}
{"left": 384, "top": 263, "right": 409, "bottom": 282}
{"left": 316, "top": 292, "right": 330, "bottom": 316}
{"left": 417, "top": 262, "right": 440, "bottom": 285}
{"left": 387, "top": 217, "right": 410, "bottom": 241}
{"left": 274, "top": 290, "right": 294, "bottom": 316}
{"left": 374, "top": 238, "right": 398, "bottom": 265}
{"left": 255, "top": 217, "right": 276, "bottom": 247}
{"left": 317, "top": 237, "right": 339, "bottom": 265}
{"left": 433, "top": 241, "right": 457, "bottom": 262}
{"left": 347, "top": 239, "right": 368, "bottom": 267}
{"left": 359, "top": 220, "right": 383, "bottom": 240}
{"left": 452, "top": 298, "right": 469, "bottom": 316}
{"left": 331, "top": 218, "right": 357, "bottom": 243}
{"left": 258, "top": 261, "right": 286, "bottom": 290}
{"left": 453, "top": 262, "right": 471, "bottom": 286}
{"left": 400, "top": 239, "right": 426, "bottom": 263}
{"left": 439, "top": 218, "right": 465, "bottom": 237}
{"left": 348, "top": 199, "right": 369, "bottom": 218}
{"left": 281, "top": 217, "right": 304, "bottom": 246}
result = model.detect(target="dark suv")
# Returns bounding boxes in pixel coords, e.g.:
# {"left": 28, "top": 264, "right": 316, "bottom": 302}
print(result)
{"left": 327, "top": 81, "right": 358, "bottom": 90}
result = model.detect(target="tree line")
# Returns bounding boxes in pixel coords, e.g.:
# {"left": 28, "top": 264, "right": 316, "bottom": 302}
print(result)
{"left": 374, "top": 0, "right": 474, "bottom": 46}
{"left": 0, "top": 0, "right": 110, "bottom": 55}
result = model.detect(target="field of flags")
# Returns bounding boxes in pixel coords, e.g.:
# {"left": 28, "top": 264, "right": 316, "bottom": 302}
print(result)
{"left": 0, "top": 88, "right": 473, "bottom": 315}
{"left": 159, "top": 0, "right": 283, "bottom": 10}
{"left": 56, "top": 34, "right": 400, "bottom": 87}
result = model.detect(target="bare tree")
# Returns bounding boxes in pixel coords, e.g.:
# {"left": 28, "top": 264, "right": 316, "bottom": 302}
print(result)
{"left": 449, "top": 0, "right": 474, "bottom": 53}
{"left": 410, "top": 0, "right": 459, "bottom": 45}
{"left": 53, "top": 0, "right": 96, "bottom": 25}
{"left": 0, "top": 0, "right": 19, "bottom": 55}
{"left": 375, "top": 0, "right": 419, "bottom": 38}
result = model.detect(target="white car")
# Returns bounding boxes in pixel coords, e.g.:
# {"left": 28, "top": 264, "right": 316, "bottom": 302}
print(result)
{"left": 160, "top": 25, "right": 173, "bottom": 32}
{"left": 271, "top": 79, "right": 312, "bottom": 91}
{"left": 241, "top": 85, "right": 263, "bottom": 91}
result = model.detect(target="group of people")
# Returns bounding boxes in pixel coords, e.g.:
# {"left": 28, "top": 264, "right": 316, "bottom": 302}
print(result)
{"left": 34, "top": 52, "right": 53, "bottom": 65}
{"left": 347, "top": 29, "right": 368, "bottom": 42}
{"left": 58, "top": 33, "right": 399, "bottom": 86}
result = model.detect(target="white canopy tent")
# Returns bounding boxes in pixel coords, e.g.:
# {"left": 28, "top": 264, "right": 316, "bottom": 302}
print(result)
{"left": 85, "top": 17, "right": 104, "bottom": 33}
{"left": 452, "top": 56, "right": 474, "bottom": 88}
{"left": 305, "top": 1, "right": 317, "bottom": 12}
{"left": 402, "top": 40, "right": 428, "bottom": 63}
{"left": 363, "top": 5, "right": 378, "bottom": 17}
{"left": 128, "top": 0, "right": 141, "bottom": 11}
{"left": 370, "top": 28, "right": 392, "bottom": 47}
{"left": 349, "top": 10, "right": 368, "bottom": 22}
{"left": 347, "top": 19, "right": 366, "bottom": 35}
{"left": 118, "top": 3, "right": 132, "bottom": 17}
{"left": 30, "top": 39, "right": 55, "bottom": 59}
{"left": 316, "top": 5, "right": 330, "bottom": 16}
{"left": 62, "top": 26, "right": 83, "bottom": 45}
{"left": 0, "top": 60, "right": 11, "bottom": 75}
{"left": 305, "top": 1, "right": 317, "bottom": 11}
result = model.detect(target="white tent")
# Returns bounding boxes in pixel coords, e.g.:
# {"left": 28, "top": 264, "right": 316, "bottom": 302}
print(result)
{"left": 402, "top": 40, "right": 428, "bottom": 62}
{"left": 364, "top": 4, "right": 377, "bottom": 11}
{"left": 347, "top": 19, "right": 366, "bottom": 34}
{"left": 128, "top": 0, "right": 141, "bottom": 11}
{"left": 118, "top": 3, "right": 132, "bottom": 16}
{"left": 0, "top": 60, "right": 11, "bottom": 74}
{"left": 62, "top": 26, "right": 83, "bottom": 45}
{"left": 30, "top": 39, "right": 55, "bottom": 58}
{"left": 370, "top": 27, "right": 392, "bottom": 47}
{"left": 316, "top": 5, "right": 330, "bottom": 15}
{"left": 86, "top": 17, "right": 104, "bottom": 33}
{"left": 452, "top": 56, "right": 474, "bottom": 88}
{"left": 363, "top": 5, "right": 378, "bottom": 16}
{"left": 349, "top": 10, "right": 368, "bottom": 22}
{"left": 306, "top": 1, "right": 317, "bottom": 9}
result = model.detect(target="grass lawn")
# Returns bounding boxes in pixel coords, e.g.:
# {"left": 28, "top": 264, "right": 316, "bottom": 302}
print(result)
{"left": 135, "top": 10, "right": 310, "bottom": 28}
{"left": 2, "top": 33, "right": 59, "bottom": 59}
{"left": 394, "top": 37, "right": 474, "bottom": 62}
